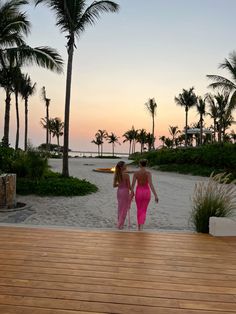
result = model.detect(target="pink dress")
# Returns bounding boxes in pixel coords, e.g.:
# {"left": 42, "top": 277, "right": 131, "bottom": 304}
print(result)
{"left": 117, "top": 181, "right": 130, "bottom": 229}
{"left": 135, "top": 181, "right": 151, "bottom": 225}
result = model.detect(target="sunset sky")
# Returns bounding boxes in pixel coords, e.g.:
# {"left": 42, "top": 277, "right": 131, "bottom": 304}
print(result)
{"left": 1, "top": 0, "right": 236, "bottom": 153}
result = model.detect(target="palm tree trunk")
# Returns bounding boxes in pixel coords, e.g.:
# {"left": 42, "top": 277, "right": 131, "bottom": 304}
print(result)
{"left": 152, "top": 114, "right": 155, "bottom": 149}
{"left": 112, "top": 143, "right": 114, "bottom": 156}
{"left": 15, "top": 91, "right": 20, "bottom": 150}
{"left": 3, "top": 89, "right": 11, "bottom": 147}
{"left": 24, "top": 97, "right": 28, "bottom": 151}
{"left": 97, "top": 145, "right": 99, "bottom": 156}
{"left": 200, "top": 116, "right": 203, "bottom": 146}
{"left": 185, "top": 107, "right": 188, "bottom": 147}
{"left": 218, "top": 119, "right": 222, "bottom": 143}
{"left": 46, "top": 103, "right": 49, "bottom": 150}
{"left": 129, "top": 141, "right": 131, "bottom": 156}
{"left": 57, "top": 135, "right": 60, "bottom": 154}
{"left": 213, "top": 119, "right": 216, "bottom": 142}
{"left": 63, "top": 41, "right": 74, "bottom": 177}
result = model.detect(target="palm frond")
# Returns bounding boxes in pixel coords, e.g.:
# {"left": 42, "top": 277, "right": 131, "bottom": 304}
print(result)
{"left": 2, "top": 45, "right": 63, "bottom": 73}
{"left": 207, "top": 74, "right": 235, "bottom": 91}
{"left": 76, "top": 1, "right": 119, "bottom": 37}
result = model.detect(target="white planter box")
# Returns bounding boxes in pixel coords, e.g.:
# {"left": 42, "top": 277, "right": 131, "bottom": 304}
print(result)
{"left": 209, "top": 217, "right": 236, "bottom": 236}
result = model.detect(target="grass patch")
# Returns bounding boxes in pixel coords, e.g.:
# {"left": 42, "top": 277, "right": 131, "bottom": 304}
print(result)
{"left": 190, "top": 173, "right": 236, "bottom": 233}
{"left": 17, "top": 171, "right": 98, "bottom": 196}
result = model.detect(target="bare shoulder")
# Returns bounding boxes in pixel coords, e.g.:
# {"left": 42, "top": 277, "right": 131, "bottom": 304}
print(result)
{"left": 124, "top": 173, "right": 130, "bottom": 179}
{"left": 146, "top": 171, "right": 152, "bottom": 177}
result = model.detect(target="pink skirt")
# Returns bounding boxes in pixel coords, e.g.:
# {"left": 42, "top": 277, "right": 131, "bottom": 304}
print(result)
{"left": 135, "top": 185, "right": 151, "bottom": 225}
{"left": 117, "top": 187, "right": 131, "bottom": 229}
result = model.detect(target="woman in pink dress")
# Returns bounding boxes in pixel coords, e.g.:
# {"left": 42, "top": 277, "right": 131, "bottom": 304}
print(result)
{"left": 113, "top": 161, "right": 131, "bottom": 229}
{"left": 131, "top": 159, "right": 158, "bottom": 231}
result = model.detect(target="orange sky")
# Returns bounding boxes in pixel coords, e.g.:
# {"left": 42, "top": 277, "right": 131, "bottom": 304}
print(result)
{"left": 1, "top": 0, "right": 236, "bottom": 153}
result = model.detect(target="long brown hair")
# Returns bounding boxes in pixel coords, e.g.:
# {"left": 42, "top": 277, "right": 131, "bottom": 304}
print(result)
{"left": 114, "top": 161, "right": 125, "bottom": 184}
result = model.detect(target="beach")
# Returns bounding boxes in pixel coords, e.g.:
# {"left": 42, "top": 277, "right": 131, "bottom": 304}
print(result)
{"left": 0, "top": 158, "right": 207, "bottom": 231}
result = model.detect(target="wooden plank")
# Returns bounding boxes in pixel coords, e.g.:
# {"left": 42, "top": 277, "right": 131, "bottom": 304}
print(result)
{"left": 0, "top": 277, "right": 235, "bottom": 303}
{"left": 0, "top": 226, "right": 235, "bottom": 314}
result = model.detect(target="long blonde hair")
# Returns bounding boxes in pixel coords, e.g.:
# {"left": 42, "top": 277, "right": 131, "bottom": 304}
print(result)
{"left": 114, "top": 161, "right": 125, "bottom": 184}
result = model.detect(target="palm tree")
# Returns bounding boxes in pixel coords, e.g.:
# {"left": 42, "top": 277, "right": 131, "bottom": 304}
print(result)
{"left": 51, "top": 117, "right": 64, "bottom": 152}
{"left": 168, "top": 125, "right": 180, "bottom": 147}
{"left": 213, "top": 92, "right": 231, "bottom": 142}
{"left": 35, "top": 0, "right": 119, "bottom": 176}
{"left": 196, "top": 96, "right": 206, "bottom": 145}
{"left": 145, "top": 98, "right": 157, "bottom": 149}
{"left": 137, "top": 129, "right": 147, "bottom": 154}
{"left": 0, "top": 0, "right": 63, "bottom": 147}
{"left": 174, "top": 87, "right": 198, "bottom": 147}
{"left": 95, "top": 129, "right": 107, "bottom": 157}
{"left": 0, "top": 65, "right": 16, "bottom": 146}
{"left": 13, "top": 66, "right": 23, "bottom": 150}
{"left": 91, "top": 135, "right": 102, "bottom": 157}
{"left": 41, "top": 86, "right": 51, "bottom": 150}
{"left": 107, "top": 132, "right": 120, "bottom": 156}
{"left": 207, "top": 51, "right": 236, "bottom": 107}
{"left": 206, "top": 94, "right": 219, "bottom": 142}
{"left": 146, "top": 132, "right": 154, "bottom": 151}
{"left": 20, "top": 74, "right": 36, "bottom": 151}
{"left": 123, "top": 130, "right": 133, "bottom": 156}
{"left": 40, "top": 117, "right": 53, "bottom": 146}
{"left": 159, "top": 135, "right": 166, "bottom": 148}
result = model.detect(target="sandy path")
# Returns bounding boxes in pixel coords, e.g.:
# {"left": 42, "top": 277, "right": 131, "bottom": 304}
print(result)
{"left": 0, "top": 158, "right": 207, "bottom": 231}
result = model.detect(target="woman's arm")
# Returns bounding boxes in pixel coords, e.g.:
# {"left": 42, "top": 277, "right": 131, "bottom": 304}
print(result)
{"left": 113, "top": 175, "right": 118, "bottom": 188}
{"left": 130, "top": 173, "right": 137, "bottom": 196}
{"left": 148, "top": 172, "right": 158, "bottom": 203}
{"left": 125, "top": 174, "right": 131, "bottom": 191}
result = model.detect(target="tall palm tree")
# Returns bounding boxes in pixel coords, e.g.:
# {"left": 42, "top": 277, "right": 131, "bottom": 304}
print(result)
{"left": 0, "top": 65, "right": 17, "bottom": 146}
{"left": 0, "top": 0, "right": 63, "bottom": 147}
{"left": 196, "top": 96, "right": 206, "bottom": 145}
{"left": 35, "top": 0, "right": 119, "bottom": 176}
{"left": 145, "top": 98, "right": 157, "bottom": 149}
{"left": 107, "top": 132, "right": 119, "bottom": 156}
{"left": 41, "top": 86, "right": 51, "bottom": 150}
{"left": 174, "top": 87, "right": 197, "bottom": 147}
{"left": 95, "top": 129, "right": 107, "bottom": 157}
{"left": 20, "top": 74, "right": 36, "bottom": 151}
{"left": 12, "top": 66, "right": 23, "bottom": 149}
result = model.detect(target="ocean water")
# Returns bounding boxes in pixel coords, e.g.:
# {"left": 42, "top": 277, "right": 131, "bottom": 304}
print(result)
{"left": 69, "top": 151, "right": 129, "bottom": 158}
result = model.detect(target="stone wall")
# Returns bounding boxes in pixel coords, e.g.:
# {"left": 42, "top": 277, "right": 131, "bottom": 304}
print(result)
{"left": 0, "top": 174, "right": 16, "bottom": 209}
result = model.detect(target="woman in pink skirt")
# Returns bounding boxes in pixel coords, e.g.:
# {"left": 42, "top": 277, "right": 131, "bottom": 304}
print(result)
{"left": 131, "top": 159, "right": 158, "bottom": 231}
{"left": 113, "top": 161, "right": 131, "bottom": 229}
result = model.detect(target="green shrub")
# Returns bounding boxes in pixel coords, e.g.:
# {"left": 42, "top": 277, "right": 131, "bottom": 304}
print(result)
{"left": 17, "top": 171, "right": 98, "bottom": 196}
{"left": 130, "top": 143, "right": 236, "bottom": 179}
{"left": 190, "top": 173, "right": 236, "bottom": 233}
{"left": 11, "top": 150, "right": 48, "bottom": 179}
{"left": 0, "top": 146, "right": 16, "bottom": 173}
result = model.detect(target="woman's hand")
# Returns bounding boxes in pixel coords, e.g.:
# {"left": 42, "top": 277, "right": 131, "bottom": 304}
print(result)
{"left": 155, "top": 196, "right": 159, "bottom": 203}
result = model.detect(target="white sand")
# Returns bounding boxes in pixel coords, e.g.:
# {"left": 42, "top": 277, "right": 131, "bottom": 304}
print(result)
{"left": 0, "top": 158, "right": 208, "bottom": 231}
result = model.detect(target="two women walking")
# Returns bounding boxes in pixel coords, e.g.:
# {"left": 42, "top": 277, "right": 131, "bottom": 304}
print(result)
{"left": 113, "top": 159, "right": 158, "bottom": 230}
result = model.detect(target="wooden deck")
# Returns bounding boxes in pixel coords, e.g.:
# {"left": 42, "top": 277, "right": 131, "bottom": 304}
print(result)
{"left": 0, "top": 226, "right": 235, "bottom": 313}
